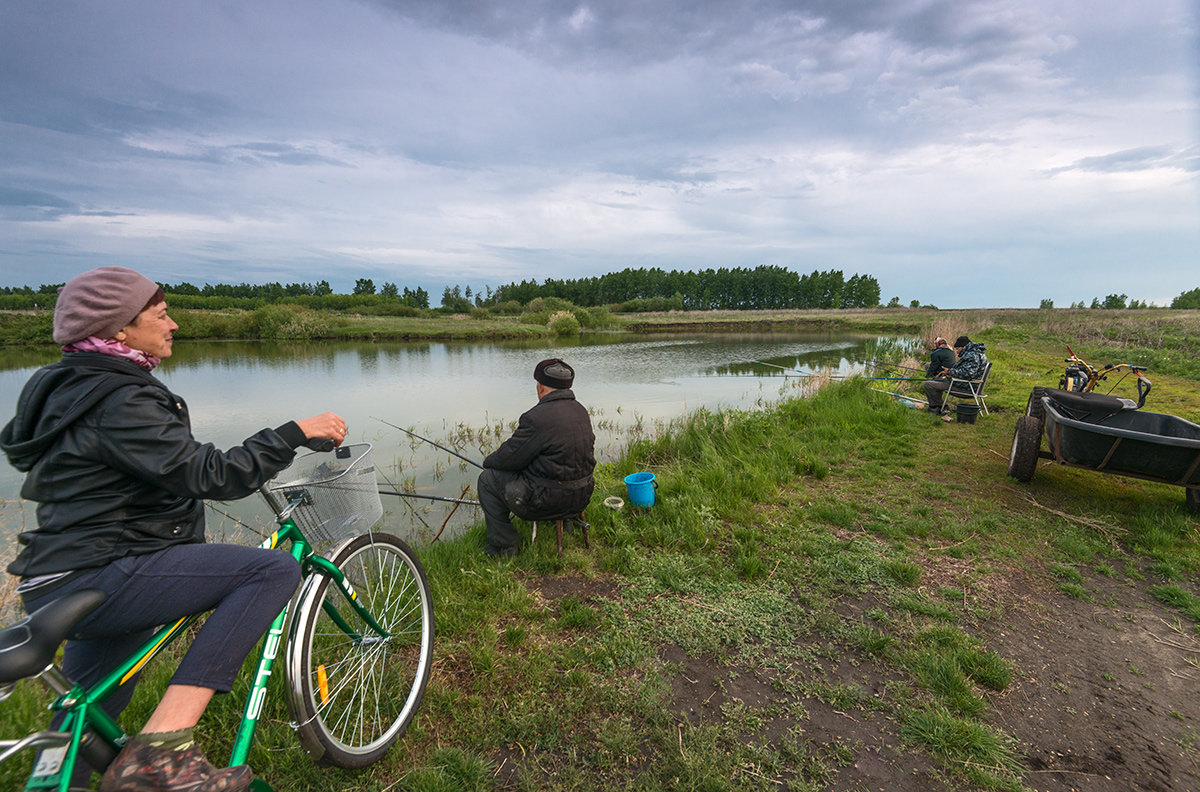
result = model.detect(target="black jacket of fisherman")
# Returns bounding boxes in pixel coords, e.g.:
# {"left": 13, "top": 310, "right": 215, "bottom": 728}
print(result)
{"left": 477, "top": 358, "right": 595, "bottom": 556}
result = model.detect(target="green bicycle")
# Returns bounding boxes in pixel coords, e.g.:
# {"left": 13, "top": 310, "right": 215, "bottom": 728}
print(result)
{"left": 0, "top": 443, "right": 435, "bottom": 791}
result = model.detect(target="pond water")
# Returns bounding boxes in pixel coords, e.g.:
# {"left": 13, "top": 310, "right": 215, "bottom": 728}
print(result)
{"left": 0, "top": 332, "right": 913, "bottom": 548}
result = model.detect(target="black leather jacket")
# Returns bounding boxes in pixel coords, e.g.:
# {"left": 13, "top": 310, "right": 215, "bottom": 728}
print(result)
{"left": 483, "top": 388, "right": 596, "bottom": 517}
{"left": 1, "top": 352, "right": 306, "bottom": 577}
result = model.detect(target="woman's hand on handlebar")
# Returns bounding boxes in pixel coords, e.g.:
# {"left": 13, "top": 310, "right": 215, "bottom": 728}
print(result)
{"left": 296, "top": 412, "right": 347, "bottom": 448}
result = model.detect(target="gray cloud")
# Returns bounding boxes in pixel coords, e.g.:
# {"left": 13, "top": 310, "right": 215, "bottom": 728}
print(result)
{"left": 1048, "top": 145, "right": 1200, "bottom": 175}
{"left": 0, "top": 187, "right": 78, "bottom": 221}
{"left": 0, "top": 0, "right": 1196, "bottom": 306}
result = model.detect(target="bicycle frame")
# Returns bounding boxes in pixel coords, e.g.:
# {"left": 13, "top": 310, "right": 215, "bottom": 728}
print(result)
{"left": 22, "top": 511, "right": 391, "bottom": 792}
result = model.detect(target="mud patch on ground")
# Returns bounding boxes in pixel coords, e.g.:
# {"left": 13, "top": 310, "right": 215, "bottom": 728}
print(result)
{"left": 659, "top": 627, "right": 957, "bottom": 791}
{"left": 523, "top": 573, "right": 619, "bottom": 603}
{"left": 986, "top": 568, "right": 1200, "bottom": 792}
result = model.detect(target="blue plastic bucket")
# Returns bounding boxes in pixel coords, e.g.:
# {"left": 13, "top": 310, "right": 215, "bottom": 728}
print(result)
{"left": 624, "top": 471, "right": 657, "bottom": 507}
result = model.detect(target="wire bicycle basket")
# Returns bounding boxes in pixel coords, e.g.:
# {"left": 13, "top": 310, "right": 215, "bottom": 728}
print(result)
{"left": 267, "top": 443, "right": 383, "bottom": 543}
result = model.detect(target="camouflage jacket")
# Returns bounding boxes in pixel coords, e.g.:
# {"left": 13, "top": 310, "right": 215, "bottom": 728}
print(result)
{"left": 946, "top": 342, "right": 988, "bottom": 381}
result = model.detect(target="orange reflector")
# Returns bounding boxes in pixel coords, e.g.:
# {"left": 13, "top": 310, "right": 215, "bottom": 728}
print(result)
{"left": 317, "top": 665, "right": 329, "bottom": 705}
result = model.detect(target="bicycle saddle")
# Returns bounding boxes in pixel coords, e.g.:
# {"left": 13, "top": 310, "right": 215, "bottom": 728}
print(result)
{"left": 0, "top": 589, "right": 107, "bottom": 684}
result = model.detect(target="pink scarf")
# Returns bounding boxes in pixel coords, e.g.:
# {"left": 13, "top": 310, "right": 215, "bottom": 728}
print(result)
{"left": 64, "top": 336, "right": 161, "bottom": 372}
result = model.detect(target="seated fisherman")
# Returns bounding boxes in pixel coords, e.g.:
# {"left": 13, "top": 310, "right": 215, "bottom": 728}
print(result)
{"left": 923, "top": 335, "right": 988, "bottom": 415}
{"left": 476, "top": 358, "right": 596, "bottom": 557}
{"left": 926, "top": 337, "right": 956, "bottom": 378}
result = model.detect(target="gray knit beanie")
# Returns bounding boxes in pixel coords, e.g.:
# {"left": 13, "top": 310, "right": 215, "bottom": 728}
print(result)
{"left": 53, "top": 266, "right": 161, "bottom": 345}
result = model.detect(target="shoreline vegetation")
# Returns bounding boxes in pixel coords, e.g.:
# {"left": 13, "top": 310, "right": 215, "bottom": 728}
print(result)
{"left": 4, "top": 302, "right": 1200, "bottom": 381}
{"left": 3, "top": 309, "right": 1200, "bottom": 791}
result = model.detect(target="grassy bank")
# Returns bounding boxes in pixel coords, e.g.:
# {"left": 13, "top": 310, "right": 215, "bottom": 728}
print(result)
{"left": 3, "top": 312, "right": 1200, "bottom": 791}
{"left": 0, "top": 302, "right": 622, "bottom": 346}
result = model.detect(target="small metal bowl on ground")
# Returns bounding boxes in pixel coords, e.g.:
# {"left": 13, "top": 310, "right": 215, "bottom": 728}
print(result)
{"left": 603, "top": 496, "right": 624, "bottom": 510}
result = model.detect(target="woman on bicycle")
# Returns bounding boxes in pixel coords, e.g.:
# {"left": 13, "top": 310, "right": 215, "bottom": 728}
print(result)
{"left": 1, "top": 266, "right": 347, "bottom": 792}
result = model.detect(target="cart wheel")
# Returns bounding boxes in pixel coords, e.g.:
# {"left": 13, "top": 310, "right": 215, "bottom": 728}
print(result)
{"left": 1186, "top": 488, "right": 1200, "bottom": 514}
{"left": 1008, "top": 416, "right": 1041, "bottom": 482}
{"left": 1025, "top": 386, "right": 1047, "bottom": 426}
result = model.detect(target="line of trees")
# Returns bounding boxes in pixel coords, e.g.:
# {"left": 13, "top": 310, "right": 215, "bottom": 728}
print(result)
{"left": 1, "top": 267, "right": 881, "bottom": 312}
{"left": 1171, "top": 288, "right": 1200, "bottom": 309}
{"left": 487, "top": 266, "right": 882, "bottom": 310}
{"left": 1046, "top": 295, "right": 1157, "bottom": 310}
{"left": 8, "top": 277, "right": 1198, "bottom": 312}
{"left": 0, "top": 281, "right": 431, "bottom": 311}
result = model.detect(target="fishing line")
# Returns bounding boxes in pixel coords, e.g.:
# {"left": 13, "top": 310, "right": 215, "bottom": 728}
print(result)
{"left": 372, "top": 455, "right": 437, "bottom": 531}
{"left": 379, "top": 490, "right": 480, "bottom": 506}
{"left": 372, "top": 416, "right": 484, "bottom": 469}
{"left": 750, "top": 360, "right": 813, "bottom": 376}
{"left": 204, "top": 501, "right": 269, "bottom": 540}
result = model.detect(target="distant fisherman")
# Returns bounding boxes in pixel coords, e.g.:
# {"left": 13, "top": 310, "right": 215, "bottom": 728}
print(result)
{"left": 925, "top": 337, "right": 956, "bottom": 378}
{"left": 923, "top": 335, "right": 988, "bottom": 416}
{"left": 477, "top": 359, "right": 596, "bottom": 557}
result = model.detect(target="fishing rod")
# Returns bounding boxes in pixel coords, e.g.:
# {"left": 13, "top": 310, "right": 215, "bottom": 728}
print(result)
{"left": 867, "top": 361, "right": 925, "bottom": 374}
{"left": 869, "top": 387, "right": 928, "bottom": 405}
{"left": 432, "top": 485, "right": 474, "bottom": 541}
{"left": 372, "top": 416, "right": 484, "bottom": 469}
{"left": 379, "top": 489, "right": 480, "bottom": 506}
{"left": 751, "top": 362, "right": 924, "bottom": 383}
{"left": 751, "top": 360, "right": 814, "bottom": 376}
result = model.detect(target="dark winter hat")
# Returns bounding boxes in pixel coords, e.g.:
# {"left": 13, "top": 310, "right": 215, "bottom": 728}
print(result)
{"left": 53, "top": 266, "right": 161, "bottom": 345}
{"left": 534, "top": 358, "right": 574, "bottom": 389}
{"left": 953, "top": 335, "right": 971, "bottom": 348}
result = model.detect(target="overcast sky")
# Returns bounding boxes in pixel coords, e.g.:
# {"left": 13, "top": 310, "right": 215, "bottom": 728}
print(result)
{"left": 1, "top": 1, "right": 1197, "bottom": 308}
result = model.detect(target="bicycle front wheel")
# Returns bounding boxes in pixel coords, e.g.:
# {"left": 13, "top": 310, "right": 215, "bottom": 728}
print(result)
{"left": 285, "top": 532, "right": 434, "bottom": 767}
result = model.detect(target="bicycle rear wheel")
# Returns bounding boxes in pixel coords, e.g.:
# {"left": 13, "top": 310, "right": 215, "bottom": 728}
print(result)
{"left": 285, "top": 532, "right": 434, "bottom": 767}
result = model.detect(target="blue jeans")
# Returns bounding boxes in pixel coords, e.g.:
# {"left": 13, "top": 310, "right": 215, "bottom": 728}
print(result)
{"left": 21, "top": 543, "right": 300, "bottom": 723}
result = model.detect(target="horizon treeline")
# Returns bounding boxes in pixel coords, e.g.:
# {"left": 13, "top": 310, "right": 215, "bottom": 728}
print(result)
{"left": 490, "top": 266, "right": 881, "bottom": 310}
{"left": 4, "top": 269, "right": 1199, "bottom": 311}
{"left": 0, "top": 267, "right": 881, "bottom": 312}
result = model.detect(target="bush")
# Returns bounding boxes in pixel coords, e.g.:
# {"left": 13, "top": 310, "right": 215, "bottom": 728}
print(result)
{"left": 491, "top": 300, "right": 524, "bottom": 315}
{"left": 172, "top": 309, "right": 241, "bottom": 339}
{"left": 548, "top": 310, "right": 581, "bottom": 336}
{"left": 243, "top": 304, "right": 330, "bottom": 339}
{"left": 585, "top": 305, "right": 620, "bottom": 328}
{"left": 469, "top": 307, "right": 493, "bottom": 320}
{"left": 0, "top": 311, "right": 53, "bottom": 344}
{"left": 527, "top": 296, "right": 576, "bottom": 313}
{"left": 613, "top": 296, "right": 684, "bottom": 313}
{"left": 519, "top": 310, "right": 551, "bottom": 326}
{"left": 358, "top": 302, "right": 423, "bottom": 317}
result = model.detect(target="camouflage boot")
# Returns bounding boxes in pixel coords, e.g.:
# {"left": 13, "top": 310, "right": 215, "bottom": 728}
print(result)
{"left": 98, "top": 740, "right": 251, "bottom": 792}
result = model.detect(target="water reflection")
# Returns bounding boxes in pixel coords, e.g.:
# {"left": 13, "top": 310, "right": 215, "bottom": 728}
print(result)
{"left": 0, "top": 332, "right": 912, "bottom": 548}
